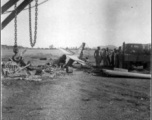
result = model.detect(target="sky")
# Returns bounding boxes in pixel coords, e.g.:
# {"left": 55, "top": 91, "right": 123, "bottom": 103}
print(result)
{"left": 1, "top": 0, "right": 151, "bottom": 48}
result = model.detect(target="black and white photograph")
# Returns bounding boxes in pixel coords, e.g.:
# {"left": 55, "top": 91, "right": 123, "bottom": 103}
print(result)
{"left": 1, "top": 0, "right": 151, "bottom": 120}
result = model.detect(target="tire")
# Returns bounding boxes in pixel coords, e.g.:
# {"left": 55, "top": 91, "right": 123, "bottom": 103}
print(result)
{"left": 123, "top": 62, "right": 130, "bottom": 70}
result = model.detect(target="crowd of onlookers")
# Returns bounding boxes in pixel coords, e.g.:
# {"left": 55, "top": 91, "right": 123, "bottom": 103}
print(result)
{"left": 94, "top": 46, "right": 123, "bottom": 68}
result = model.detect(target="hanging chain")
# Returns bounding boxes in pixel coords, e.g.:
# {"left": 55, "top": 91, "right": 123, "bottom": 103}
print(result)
{"left": 13, "top": 3, "right": 18, "bottom": 54}
{"left": 14, "top": 3, "right": 17, "bottom": 47}
{"left": 29, "top": 0, "right": 38, "bottom": 47}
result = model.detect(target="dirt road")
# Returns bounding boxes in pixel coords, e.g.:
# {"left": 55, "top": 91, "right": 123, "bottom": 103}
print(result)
{"left": 2, "top": 71, "right": 150, "bottom": 120}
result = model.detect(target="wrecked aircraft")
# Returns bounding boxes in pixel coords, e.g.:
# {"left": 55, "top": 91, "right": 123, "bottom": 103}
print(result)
{"left": 59, "top": 42, "right": 93, "bottom": 69}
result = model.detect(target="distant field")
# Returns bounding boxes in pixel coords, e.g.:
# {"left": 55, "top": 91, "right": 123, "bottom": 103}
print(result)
{"left": 2, "top": 49, "right": 63, "bottom": 58}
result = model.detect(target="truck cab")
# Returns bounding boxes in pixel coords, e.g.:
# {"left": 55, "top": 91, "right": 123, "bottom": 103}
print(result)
{"left": 122, "top": 42, "right": 151, "bottom": 70}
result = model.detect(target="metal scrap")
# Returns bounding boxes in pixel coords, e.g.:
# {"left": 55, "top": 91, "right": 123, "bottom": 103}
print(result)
{"left": 2, "top": 61, "right": 71, "bottom": 81}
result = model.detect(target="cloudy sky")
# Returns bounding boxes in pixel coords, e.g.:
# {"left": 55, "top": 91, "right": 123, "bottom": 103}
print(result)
{"left": 1, "top": 0, "right": 151, "bottom": 48}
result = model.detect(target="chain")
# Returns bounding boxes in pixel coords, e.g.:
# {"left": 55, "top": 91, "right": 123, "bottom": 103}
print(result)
{"left": 29, "top": 0, "right": 38, "bottom": 47}
{"left": 13, "top": 3, "right": 18, "bottom": 54}
{"left": 14, "top": 3, "right": 17, "bottom": 47}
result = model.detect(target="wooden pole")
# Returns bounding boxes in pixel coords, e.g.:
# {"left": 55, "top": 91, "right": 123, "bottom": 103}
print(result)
{"left": 1, "top": 0, "right": 19, "bottom": 14}
{"left": 2, "top": 0, "right": 33, "bottom": 30}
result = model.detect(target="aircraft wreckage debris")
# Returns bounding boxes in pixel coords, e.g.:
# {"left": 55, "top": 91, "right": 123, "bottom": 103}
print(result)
{"left": 2, "top": 61, "right": 73, "bottom": 81}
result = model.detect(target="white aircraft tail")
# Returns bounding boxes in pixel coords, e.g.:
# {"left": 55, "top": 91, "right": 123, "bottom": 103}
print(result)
{"left": 74, "top": 42, "right": 85, "bottom": 59}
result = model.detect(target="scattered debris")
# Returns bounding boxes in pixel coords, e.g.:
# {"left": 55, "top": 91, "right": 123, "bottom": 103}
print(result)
{"left": 1, "top": 60, "right": 73, "bottom": 81}
{"left": 39, "top": 57, "right": 47, "bottom": 60}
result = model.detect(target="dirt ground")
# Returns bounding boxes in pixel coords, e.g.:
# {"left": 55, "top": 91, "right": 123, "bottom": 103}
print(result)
{"left": 2, "top": 71, "right": 150, "bottom": 120}
{"left": 2, "top": 49, "right": 151, "bottom": 120}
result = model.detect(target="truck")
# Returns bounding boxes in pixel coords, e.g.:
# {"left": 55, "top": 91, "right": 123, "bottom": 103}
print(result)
{"left": 121, "top": 42, "right": 151, "bottom": 70}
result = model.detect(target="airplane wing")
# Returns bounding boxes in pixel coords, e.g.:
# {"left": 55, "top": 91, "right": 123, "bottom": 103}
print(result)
{"left": 59, "top": 45, "right": 93, "bottom": 69}
{"left": 59, "top": 48, "right": 74, "bottom": 55}
{"left": 67, "top": 55, "right": 93, "bottom": 69}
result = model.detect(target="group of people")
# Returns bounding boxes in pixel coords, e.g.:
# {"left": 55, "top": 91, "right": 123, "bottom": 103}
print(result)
{"left": 94, "top": 46, "right": 123, "bottom": 68}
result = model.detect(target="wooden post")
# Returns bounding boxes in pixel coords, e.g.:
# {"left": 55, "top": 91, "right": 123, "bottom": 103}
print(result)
{"left": 2, "top": 0, "right": 33, "bottom": 30}
{"left": 1, "top": 0, "right": 19, "bottom": 14}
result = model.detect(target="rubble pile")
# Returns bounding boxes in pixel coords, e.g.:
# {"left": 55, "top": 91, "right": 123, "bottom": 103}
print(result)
{"left": 2, "top": 62, "right": 70, "bottom": 81}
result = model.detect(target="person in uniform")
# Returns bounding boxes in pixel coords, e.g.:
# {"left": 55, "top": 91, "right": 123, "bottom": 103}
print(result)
{"left": 111, "top": 50, "right": 115, "bottom": 67}
{"left": 118, "top": 47, "right": 123, "bottom": 68}
{"left": 106, "top": 48, "right": 110, "bottom": 66}
{"left": 94, "top": 47, "right": 101, "bottom": 67}
{"left": 114, "top": 49, "right": 119, "bottom": 68}
{"left": 100, "top": 49, "right": 104, "bottom": 66}
{"left": 108, "top": 50, "right": 112, "bottom": 66}
{"left": 102, "top": 49, "right": 107, "bottom": 66}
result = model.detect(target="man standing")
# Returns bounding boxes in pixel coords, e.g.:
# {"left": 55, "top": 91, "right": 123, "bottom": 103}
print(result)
{"left": 106, "top": 48, "right": 110, "bottom": 66}
{"left": 94, "top": 46, "right": 101, "bottom": 67}
{"left": 114, "top": 49, "right": 119, "bottom": 68}
{"left": 111, "top": 50, "right": 115, "bottom": 67}
{"left": 118, "top": 47, "right": 123, "bottom": 68}
{"left": 100, "top": 49, "right": 104, "bottom": 66}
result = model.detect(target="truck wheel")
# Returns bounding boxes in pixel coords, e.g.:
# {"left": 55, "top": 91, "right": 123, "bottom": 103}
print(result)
{"left": 143, "top": 63, "right": 147, "bottom": 69}
{"left": 124, "top": 62, "right": 130, "bottom": 70}
{"left": 144, "top": 62, "right": 150, "bottom": 70}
